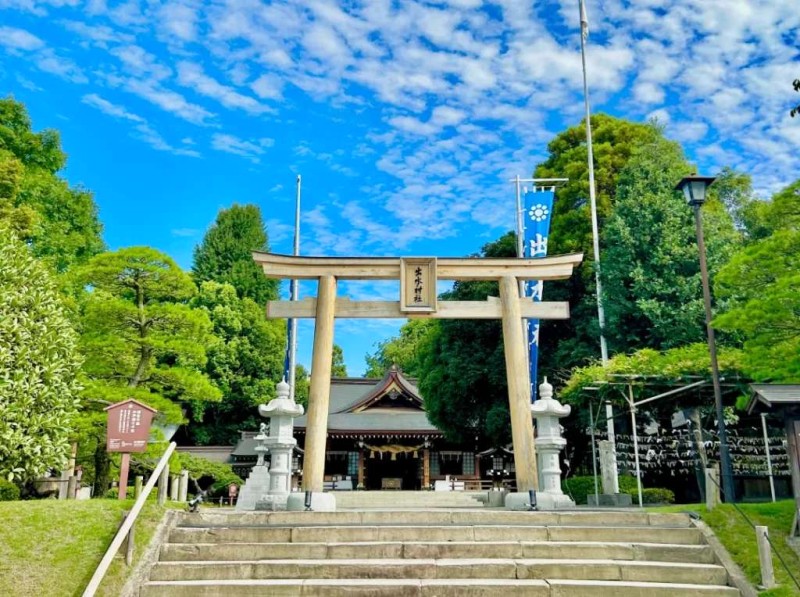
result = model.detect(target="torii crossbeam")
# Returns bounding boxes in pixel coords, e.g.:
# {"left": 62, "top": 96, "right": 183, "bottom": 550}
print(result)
{"left": 253, "top": 251, "right": 583, "bottom": 499}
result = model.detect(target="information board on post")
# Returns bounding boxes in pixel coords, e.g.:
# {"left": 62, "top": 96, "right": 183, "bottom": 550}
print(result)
{"left": 104, "top": 399, "right": 157, "bottom": 499}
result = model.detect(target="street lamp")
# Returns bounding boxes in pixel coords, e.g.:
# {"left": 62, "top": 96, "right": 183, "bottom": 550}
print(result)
{"left": 675, "top": 174, "right": 735, "bottom": 503}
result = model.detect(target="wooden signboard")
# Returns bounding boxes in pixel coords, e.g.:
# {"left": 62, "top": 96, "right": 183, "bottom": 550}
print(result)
{"left": 104, "top": 399, "right": 157, "bottom": 499}
{"left": 400, "top": 257, "right": 437, "bottom": 313}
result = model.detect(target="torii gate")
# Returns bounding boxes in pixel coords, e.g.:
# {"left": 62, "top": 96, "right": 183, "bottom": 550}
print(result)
{"left": 253, "top": 252, "right": 583, "bottom": 502}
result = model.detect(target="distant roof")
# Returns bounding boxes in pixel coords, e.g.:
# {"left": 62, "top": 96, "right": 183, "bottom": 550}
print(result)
{"left": 746, "top": 384, "right": 800, "bottom": 414}
{"left": 295, "top": 367, "right": 442, "bottom": 436}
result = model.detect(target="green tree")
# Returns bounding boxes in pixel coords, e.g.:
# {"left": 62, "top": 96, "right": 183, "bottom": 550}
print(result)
{"left": 0, "top": 228, "right": 81, "bottom": 483}
{"left": 600, "top": 138, "right": 741, "bottom": 352}
{"left": 533, "top": 115, "right": 664, "bottom": 373}
{"left": 192, "top": 204, "right": 278, "bottom": 305}
{"left": 364, "top": 320, "right": 435, "bottom": 378}
{"left": 187, "top": 281, "right": 285, "bottom": 445}
{"left": 75, "top": 247, "right": 221, "bottom": 494}
{"left": 714, "top": 180, "right": 800, "bottom": 382}
{"left": 416, "top": 232, "right": 517, "bottom": 446}
{"left": 0, "top": 98, "right": 103, "bottom": 272}
{"left": 332, "top": 344, "right": 347, "bottom": 377}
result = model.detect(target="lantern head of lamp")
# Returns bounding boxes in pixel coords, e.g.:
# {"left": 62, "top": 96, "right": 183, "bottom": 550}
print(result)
{"left": 675, "top": 175, "right": 716, "bottom": 207}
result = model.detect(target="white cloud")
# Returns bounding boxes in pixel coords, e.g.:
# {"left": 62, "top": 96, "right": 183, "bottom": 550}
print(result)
{"left": 35, "top": 49, "right": 87, "bottom": 83}
{"left": 176, "top": 61, "right": 270, "bottom": 114}
{"left": 211, "top": 133, "right": 272, "bottom": 162}
{"left": 0, "top": 26, "right": 45, "bottom": 51}
{"left": 82, "top": 93, "right": 144, "bottom": 122}
{"left": 123, "top": 79, "right": 214, "bottom": 124}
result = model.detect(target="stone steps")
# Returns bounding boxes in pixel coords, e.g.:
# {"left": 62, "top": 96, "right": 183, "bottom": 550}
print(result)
{"left": 333, "top": 490, "right": 485, "bottom": 509}
{"left": 169, "top": 524, "right": 703, "bottom": 545}
{"left": 140, "top": 579, "right": 740, "bottom": 597}
{"left": 160, "top": 540, "right": 716, "bottom": 563}
{"left": 139, "top": 508, "right": 741, "bottom": 597}
{"left": 149, "top": 558, "right": 728, "bottom": 584}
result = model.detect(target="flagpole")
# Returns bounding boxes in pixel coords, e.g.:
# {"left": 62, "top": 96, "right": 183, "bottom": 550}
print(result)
{"left": 287, "top": 174, "right": 301, "bottom": 402}
{"left": 579, "top": 0, "right": 609, "bottom": 365}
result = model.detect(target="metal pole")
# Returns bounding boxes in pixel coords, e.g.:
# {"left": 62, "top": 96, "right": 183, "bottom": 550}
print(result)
{"left": 515, "top": 175, "right": 524, "bottom": 260}
{"left": 578, "top": 0, "right": 609, "bottom": 365}
{"left": 761, "top": 413, "right": 776, "bottom": 503}
{"left": 628, "top": 383, "right": 643, "bottom": 508}
{"left": 589, "top": 399, "right": 600, "bottom": 505}
{"left": 693, "top": 204, "right": 735, "bottom": 502}
{"left": 287, "top": 175, "right": 301, "bottom": 402}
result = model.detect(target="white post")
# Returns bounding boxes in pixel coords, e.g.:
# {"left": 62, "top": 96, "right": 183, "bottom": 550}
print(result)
{"left": 169, "top": 475, "right": 179, "bottom": 502}
{"left": 178, "top": 470, "right": 189, "bottom": 502}
{"left": 628, "top": 384, "right": 643, "bottom": 508}
{"left": 755, "top": 525, "right": 775, "bottom": 589}
{"left": 761, "top": 413, "right": 776, "bottom": 503}
{"left": 605, "top": 401, "right": 619, "bottom": 493}
{"left": 706, "top": 466, "right": 720, "bottom": 510}
{"left": 578, "top": 0, "right": 609, "bottom": 365}
{"left": 288, "top": 174, "right": 301, "bottom": 403}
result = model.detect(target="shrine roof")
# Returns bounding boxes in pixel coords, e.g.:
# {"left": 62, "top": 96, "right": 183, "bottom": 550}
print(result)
{"left": 295, "top": 367, "right": 441, "bottom": 435}
{"left": 746, "top": 384, "right": 800, "bottom": 414}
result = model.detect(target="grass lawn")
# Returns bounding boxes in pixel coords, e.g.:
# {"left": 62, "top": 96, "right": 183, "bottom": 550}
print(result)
{"left": 649, "top": 500, "right": 800, "bottom": 596}
{"left": 0, "top": 499, "right": 177, "bottom": 597}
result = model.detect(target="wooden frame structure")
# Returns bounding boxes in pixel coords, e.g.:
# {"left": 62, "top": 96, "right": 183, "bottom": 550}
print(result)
{"left": 253, "top": 251, "right": 583, "bottom": 494}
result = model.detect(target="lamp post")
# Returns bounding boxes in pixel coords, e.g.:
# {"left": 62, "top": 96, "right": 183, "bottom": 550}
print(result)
{"left": 675, "top": 174, "right": 735, "bottom": 503}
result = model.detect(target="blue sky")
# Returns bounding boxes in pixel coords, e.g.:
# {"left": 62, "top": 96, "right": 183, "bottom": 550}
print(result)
{"left": 1, "top": 0, "right": 798, "bottom": 377}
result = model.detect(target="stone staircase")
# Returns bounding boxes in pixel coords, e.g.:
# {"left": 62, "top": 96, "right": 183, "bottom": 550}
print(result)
{"left": 333, "top": 490, "right": 486, "bottom": 509}
{"left": 139, "top": 509, "right": 741, "bottom": 596}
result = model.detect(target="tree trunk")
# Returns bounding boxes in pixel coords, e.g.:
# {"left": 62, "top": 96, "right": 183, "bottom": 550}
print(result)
{"left": 688, "top": 408, "right": 708, "bottom": 503}
{"left": 93, "top": 438, "right": 110, "bottom": 498}
{"left": 128, "top": 281, "right": 149, "bottom": 388}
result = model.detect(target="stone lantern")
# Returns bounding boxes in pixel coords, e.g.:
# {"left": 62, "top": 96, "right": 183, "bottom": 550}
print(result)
{"left": 255, "top": 378, "right": 304, "bottom": 510}
{"left": 531, "top": 377, "right": 574, "bottom": 509}
{"left": 235, "top": 422, "right": 271, "bottom": 511}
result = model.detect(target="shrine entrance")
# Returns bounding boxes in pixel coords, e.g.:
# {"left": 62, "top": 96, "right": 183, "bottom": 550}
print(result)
{"left": 252, "top": 252, "right": 583, "bottom": 502}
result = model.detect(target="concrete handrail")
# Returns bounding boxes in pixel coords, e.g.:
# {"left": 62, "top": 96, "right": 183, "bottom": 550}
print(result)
{"left": 82, "top": 441, "right": 177, "bottom": 597}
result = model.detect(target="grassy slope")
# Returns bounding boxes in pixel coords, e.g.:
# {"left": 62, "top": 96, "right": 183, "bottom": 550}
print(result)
{"left": 650, "top": 500, "right": 800, "bottom": 596}
{"left": 0, "top": 499, "right": 174, "bottom": 597}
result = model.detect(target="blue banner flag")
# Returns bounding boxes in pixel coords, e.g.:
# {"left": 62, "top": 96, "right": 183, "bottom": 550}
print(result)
{"left": 523, "top": 188, "right": 555, "bottom": 402}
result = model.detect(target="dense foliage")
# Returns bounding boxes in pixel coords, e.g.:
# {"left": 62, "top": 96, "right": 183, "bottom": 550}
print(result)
{"left": 0, "top": 98, "right": 104, "bottom": 272}
{"left": 186, "top": 281, "right": 284, "bottom": 445}
{"left": 0, "top": 230, "right": 81, "bottom": 482}
{"left": 192, "top": 204, "right": 278, "bottom": 305}
{"left": 416, "top": 232, "right": 516, "bottom": 446}
{"left": 600, "top": 138, "right": 740, "bottom": 352}
{"left": 365, "top": 320, "right": 435, "bottom": 378}
{"left": 714, "top": 180, "right": 800, "bottom": 382}
{"left": 75, "top": 247, "right": 221, "bottom": 494}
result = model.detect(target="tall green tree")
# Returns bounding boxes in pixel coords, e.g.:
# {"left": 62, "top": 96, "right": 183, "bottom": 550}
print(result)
{"left": 186, "top": 281, "right": 285, "bottom": 445}
{"left": 0, "top": 228, "right": 81, "bottom": 483}
{"left": 600, "top": 138, "right": 741, "bottom": 353}
{"left": 364, "top": 319, "right": 435, "bottom": 378}
{"left": 416, "top": 232, "right": 517, "bottom": 446}
{"left": 76, "top": 247, "right": 221, "bottom": 494}
{"left": 332, "top": 344, "right": 347, "bottom": 377}
{"left": 0, "top": 98, "right": 103, "bottom": 272}
{"left": 192, "top": 204, "right": 278, "bottom": 305}
{"left": 533, "top": 115, "right": 664, "bottom": 374}
{"left": 714, "top": 179, "right": 800, "bottom": 382}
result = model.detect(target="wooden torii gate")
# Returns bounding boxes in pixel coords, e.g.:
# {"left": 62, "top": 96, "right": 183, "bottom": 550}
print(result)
{"left": 253, "top": 252, "right": 583, "bottom": 495}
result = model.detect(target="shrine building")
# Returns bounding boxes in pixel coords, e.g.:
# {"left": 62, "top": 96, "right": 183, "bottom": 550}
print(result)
{"left": 230, "top": 366, "right": 514, "bottom": 491}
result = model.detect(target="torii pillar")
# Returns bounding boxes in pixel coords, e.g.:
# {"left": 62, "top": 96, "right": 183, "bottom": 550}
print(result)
{"left": 253, "top": 252, "right": 583, "bottom": 510}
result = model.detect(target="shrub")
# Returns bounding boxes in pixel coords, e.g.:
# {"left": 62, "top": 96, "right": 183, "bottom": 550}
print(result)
{"left": 104, "top": 488, "right": 119, "bottom": 499}
{"left": 562, "top": 474, "right": 675, "bottom": 505}
{"left": 642, "top": 487, "right": 675, "bottom": 504}
{"left": 0, "top": 479, "right": 20, "bottom": 501}
{"left": 562, "top": 476, "right": 600, "bottom": 505}
{"left": 174, "top": 453, "right": 242, "bottom": 497}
